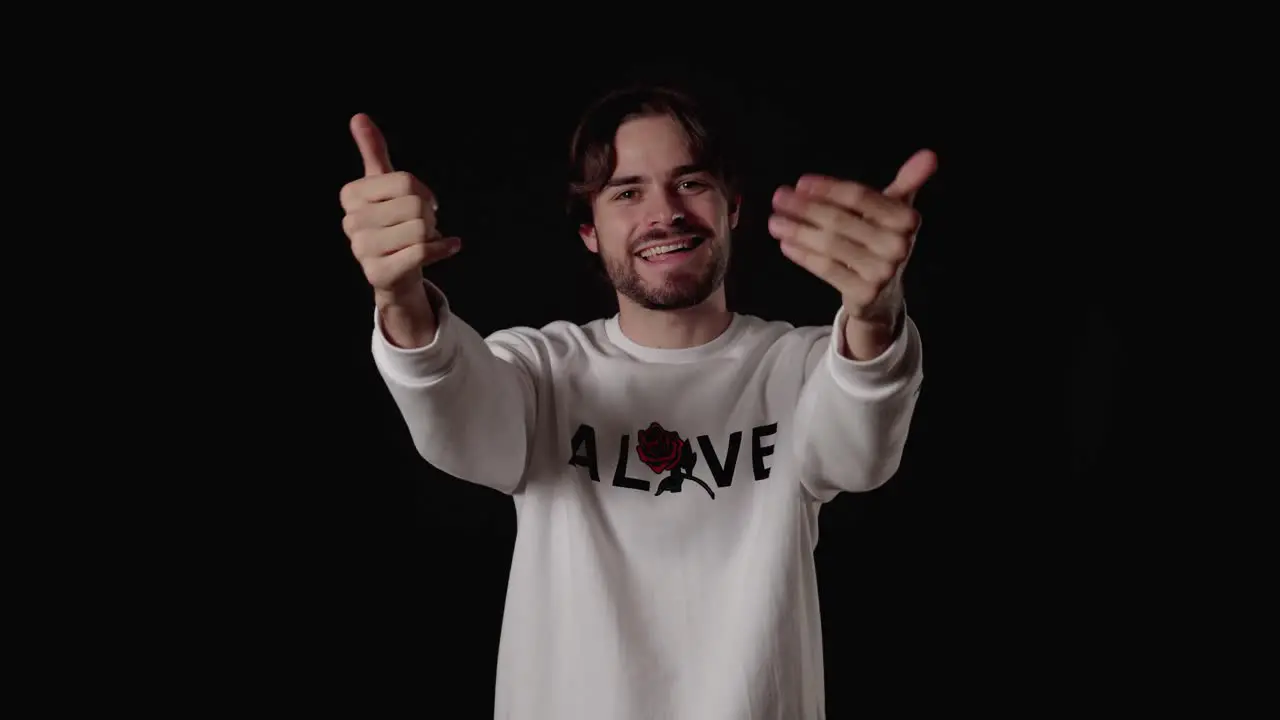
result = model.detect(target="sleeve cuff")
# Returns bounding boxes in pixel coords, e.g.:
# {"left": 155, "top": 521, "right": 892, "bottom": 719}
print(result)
{"left": 371, "top": 280, "right": 459, "bottom": 382}
{"left": 825, "top": 303, "right": 915, "bottom": 393}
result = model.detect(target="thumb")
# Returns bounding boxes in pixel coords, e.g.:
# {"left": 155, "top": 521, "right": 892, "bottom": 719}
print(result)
{"left": 350, "top": 113, "right": 394, "bottom": 176}
{"left": 883, "top": 148, "right": 938, "bottom": 206}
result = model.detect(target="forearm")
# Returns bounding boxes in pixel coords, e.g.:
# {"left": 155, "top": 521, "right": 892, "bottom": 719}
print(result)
{"left": 372, "top": 283, "right": 537, "bottom": 493}
{"left": 794, "top": 310, "right": 923, "bottom": 501}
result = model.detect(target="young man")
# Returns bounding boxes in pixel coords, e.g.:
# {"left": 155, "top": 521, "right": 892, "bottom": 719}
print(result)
{"left": 340, "top": 86, "right": 935, "bottom": 719}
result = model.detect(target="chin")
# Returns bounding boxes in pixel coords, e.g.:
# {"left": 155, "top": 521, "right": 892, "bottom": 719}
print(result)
{"left": 631, "top": 266, "right": 724, "bottom": 311}
{"left": 603, "top": 236, "right": 729, "bottom": 310}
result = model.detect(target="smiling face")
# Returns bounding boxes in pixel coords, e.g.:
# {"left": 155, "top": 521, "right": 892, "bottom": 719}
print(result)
{"left": 579, "top": 113, "right": 739, "bottom": 310}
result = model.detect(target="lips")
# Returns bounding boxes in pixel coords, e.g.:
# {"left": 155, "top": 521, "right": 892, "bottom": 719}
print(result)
{"left": 634, "top": 235, "right": 705, "bottom": 261}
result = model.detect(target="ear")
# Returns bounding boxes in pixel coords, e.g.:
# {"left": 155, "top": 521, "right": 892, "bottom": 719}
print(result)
{"left": 579, "top": 224, "right": 598, "bottom": 253}
{"left": 729, "top": 194, "right": 741, "bottom": 230}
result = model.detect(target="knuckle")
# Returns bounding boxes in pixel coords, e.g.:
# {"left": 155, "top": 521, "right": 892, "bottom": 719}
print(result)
{"left": 404, "top": 217, "right": 428, "bottom": 239}
{"left": 403, "top": 193, "right": 425, "bottom": 217}
{"left": 349, "top": 230, "right": 371, "bottom": 258}
{"left": 407, "top": 194, "right": 436, "bottom": 230}
{"left": 391, "top": 171, "right": 414, "bottom": 195}
{"left": 808, "top": 229, "right": 834, "bottom": 254}
{"left": 844, "top": 182, "right": 867, "bottom": 204}
{"left": 344, "top": 209, "right": 372, "bottom": 236}
{"left": 894, "top": 209, "right": 921, "bottom": 235}
{"left": 339, "top": 181, "right": 358, "bottom": 210}
{"left": 889, "top": 236, "right": 912, "bottom": 262}
{"left": 811, "top": 203, "right": 838, "bottom": 227}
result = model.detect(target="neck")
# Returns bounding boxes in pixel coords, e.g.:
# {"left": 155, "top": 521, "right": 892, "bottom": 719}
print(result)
{"left": 614, "top": 288, "right": 732, "bottom": 350}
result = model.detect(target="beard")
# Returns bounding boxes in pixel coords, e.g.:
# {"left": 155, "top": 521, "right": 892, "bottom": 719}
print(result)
{"left": 600, "top": 230, "right": 730, "bottom": 311}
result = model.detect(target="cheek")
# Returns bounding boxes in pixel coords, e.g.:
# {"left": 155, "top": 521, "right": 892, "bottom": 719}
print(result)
{"left": 689, "top": 195, "right": 731, "bottom": 228}
{"left": 591, "top": 231, "right": 625, "bottom": 260}
{"left": 593, "top": 216, "right": 639, "bottom": 253}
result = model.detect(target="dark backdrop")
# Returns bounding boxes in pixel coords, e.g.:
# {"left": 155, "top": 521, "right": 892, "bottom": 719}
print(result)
{"left": 259, "top": 62, "right": 1119, "bottom": 716}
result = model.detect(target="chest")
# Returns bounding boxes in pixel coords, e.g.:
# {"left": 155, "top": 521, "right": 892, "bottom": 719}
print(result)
{"left": 536, "top": 358, "right": 804, "bottom": 507}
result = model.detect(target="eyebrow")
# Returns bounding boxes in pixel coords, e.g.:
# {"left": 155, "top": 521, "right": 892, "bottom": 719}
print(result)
{"left": 603, "top": 164, "right": 708, "bottom": 189}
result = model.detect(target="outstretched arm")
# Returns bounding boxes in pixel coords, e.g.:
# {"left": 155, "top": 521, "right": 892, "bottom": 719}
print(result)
{"left": 342, "top": 113, "right": 537, "bottom": 493}
{"left": 768, "top": 150, "right": 936, "bottom": 500}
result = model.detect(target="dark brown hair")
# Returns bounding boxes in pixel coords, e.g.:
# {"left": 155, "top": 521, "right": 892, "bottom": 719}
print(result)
{"left": 566, "top": 84, "right": 739, "bottom": 226}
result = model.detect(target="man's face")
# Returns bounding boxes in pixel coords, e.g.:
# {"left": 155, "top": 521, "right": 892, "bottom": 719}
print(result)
{"left": 580, "top": 114, "right": 738, "bottom": 310}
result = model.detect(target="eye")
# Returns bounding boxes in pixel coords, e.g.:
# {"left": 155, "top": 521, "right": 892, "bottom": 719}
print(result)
{"left": 613, "top": 189, "right": 639, "bottom": 201}
{"left": 678, "top": 179, "right": 708, "bottom": 192}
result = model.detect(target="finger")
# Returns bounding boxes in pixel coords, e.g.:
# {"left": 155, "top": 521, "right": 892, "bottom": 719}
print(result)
{"left": 777, "top": 238, "right": 875, "bottom": 302}
{"left": 768, "top": 214, "right": 896, "bottom": 286}
{"left": 340, "top": 171, "right": 438, "bottom": 211}
{"left": 353, "top": 218, "right": 437, "bottom": 258}
{"left": 883, "top": 148, "right": 938, "bottom": 206}
{"left": 365, "top": 238, "right": 462, "bottom": 288}
{"left": 794, "top": 175, "right": 919, "bottom": 234}
{"left": 772, "top": 187, "right": 909, "bottom": 262}
{"left": 344, "top": 194, "right": 438, "bottom": 235}
{"left": 351, "top": 113, "right": 394, "bottom": 176}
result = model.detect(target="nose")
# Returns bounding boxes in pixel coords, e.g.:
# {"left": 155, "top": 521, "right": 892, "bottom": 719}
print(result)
{"left": 646, "top": 190, "right": 687, "bottom": 227}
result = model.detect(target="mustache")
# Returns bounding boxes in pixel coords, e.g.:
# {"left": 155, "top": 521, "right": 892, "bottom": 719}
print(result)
{"left": 632, "top": 221, "right": 715, "bottom": 251}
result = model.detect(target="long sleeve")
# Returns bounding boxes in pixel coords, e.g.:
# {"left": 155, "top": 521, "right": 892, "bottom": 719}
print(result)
{"left": 371, "top": 281, "right": 541, "bottom": 494}
{"left": 791, "top": 305, "right": 924, "bottom": 502}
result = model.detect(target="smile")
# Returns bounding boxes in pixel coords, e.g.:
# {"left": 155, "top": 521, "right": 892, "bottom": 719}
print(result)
{"left": 635, "top": 236, "right": 706, "bottom": 262}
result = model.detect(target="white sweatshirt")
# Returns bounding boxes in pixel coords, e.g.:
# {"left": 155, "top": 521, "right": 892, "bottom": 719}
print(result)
{"left": 372, "top": 281, "right": 924, "bottom": 720}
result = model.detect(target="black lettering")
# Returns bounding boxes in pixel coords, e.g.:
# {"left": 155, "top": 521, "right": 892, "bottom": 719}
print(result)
{"left": 568, "top": 424, "right": 599, "bottom": 482}
{"left": 612, "top": 434, "right": 650, "bottom": 491}
{"left": 752, "top": 423, "right": 777, "bottom": 481}
{"left": 697, "top": 431, "right": 741, "bottom": 488}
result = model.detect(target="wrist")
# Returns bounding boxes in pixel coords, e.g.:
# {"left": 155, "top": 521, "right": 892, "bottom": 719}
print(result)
{"left": 374, "top": 276, "right": 429, "bottom": 311}
{"left": 840, "top": 298, "right": 904, "bottom": 362}
{"left": 375, "top": 280, "right": 437, "bottom": 349}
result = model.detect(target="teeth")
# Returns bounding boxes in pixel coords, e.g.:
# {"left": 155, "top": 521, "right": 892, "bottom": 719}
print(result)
{"left": 639, "top": 240, "right": 694, "bottom": 258}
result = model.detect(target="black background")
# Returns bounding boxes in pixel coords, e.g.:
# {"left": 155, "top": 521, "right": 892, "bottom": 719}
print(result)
{"left": 253, "top": 61, "right": 1123, "bottom": 716}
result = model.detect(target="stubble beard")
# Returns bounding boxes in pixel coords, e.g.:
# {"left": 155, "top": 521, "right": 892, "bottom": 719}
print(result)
{"left": 602, "top": 237, "right": 730, "bottom": 311}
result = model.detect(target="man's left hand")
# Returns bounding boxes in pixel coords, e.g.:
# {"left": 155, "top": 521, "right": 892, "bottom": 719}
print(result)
{"left": 769, "top": 149, "right": 937, "bottom": 360}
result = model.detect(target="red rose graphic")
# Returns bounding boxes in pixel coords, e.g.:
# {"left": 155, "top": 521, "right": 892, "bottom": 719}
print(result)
{"left": 636, "top": 422, "right": 684, "bottom": 474}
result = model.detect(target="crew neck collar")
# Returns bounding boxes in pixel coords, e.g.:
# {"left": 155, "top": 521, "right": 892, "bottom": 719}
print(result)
{"left": 604, "top": 313, "right": 744, "bottom": 363}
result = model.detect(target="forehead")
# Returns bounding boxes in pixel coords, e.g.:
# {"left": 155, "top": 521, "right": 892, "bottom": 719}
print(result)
{"left": 612, "top": 114, "right": 694, "bottom": 177}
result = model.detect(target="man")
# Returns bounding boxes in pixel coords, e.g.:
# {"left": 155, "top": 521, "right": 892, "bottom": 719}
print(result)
{"left": 340, "top": 85, "right": 935, "bottom": 719}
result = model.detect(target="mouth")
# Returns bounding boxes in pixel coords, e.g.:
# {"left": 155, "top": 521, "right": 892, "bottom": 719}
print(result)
{"left": 635, "top": 236, "right": 706, "bottom": 264}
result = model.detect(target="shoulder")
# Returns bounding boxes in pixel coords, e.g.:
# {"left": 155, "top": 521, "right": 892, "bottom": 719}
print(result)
{"left": 482, "top": 318, "right": 611, "bottom": 367}
{"left": 729, "top": 311, "right": 841, "bottom": 383}
{"left": 732, "top": 312, "right": 835, "bottom": 352}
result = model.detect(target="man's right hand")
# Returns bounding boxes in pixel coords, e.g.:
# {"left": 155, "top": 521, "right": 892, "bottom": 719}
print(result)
{"left": 341, "top": 113, "right": 460, "bottom": 348}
